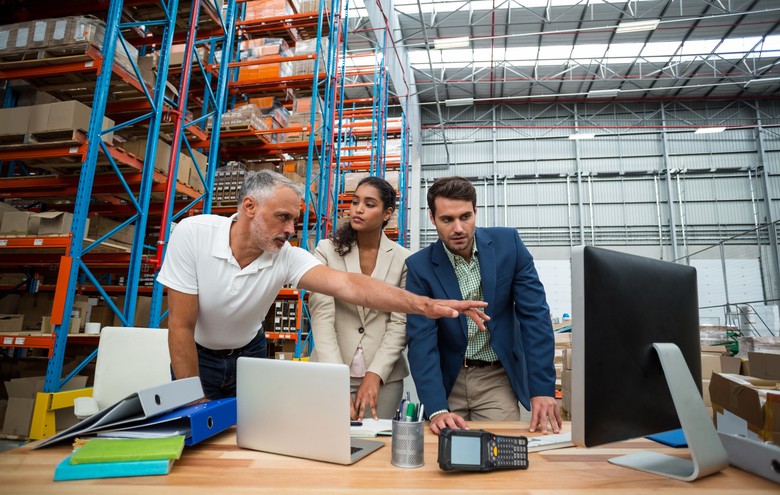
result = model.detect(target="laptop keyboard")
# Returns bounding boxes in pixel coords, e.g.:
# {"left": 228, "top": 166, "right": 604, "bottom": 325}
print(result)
{"left": 350, "top": 446, "right": 364, "bottom": 455}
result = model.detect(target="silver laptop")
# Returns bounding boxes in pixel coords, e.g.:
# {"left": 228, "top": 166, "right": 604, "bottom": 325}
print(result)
{"left": 236, "top": 357, "right": 384, "bottom": 464}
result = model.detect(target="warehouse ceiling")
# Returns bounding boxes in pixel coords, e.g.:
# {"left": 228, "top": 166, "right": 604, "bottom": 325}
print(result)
{"left": 348, "top": 0, "right": 780, "bottom": 106}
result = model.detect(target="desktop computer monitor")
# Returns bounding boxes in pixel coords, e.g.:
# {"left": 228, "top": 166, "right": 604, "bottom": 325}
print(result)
{"left": 570, "top": 246, "right": 728, "bottom": 481}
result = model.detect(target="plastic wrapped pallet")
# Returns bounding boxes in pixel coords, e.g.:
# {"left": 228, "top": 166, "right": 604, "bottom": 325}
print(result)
{"left": 208, "top": 104, "right": 270, "bottom": 132}
{"left": 243, "top": 0, "right": 295, "bottom": 20}
{"left": 290, "top": 38, "right": 328, "bottom": 76}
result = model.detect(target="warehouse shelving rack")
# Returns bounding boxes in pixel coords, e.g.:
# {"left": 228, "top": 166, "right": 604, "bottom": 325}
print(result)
{"left": 332, "top": 28, "right": 410, "bottom": 245}
{"left": 215, "top": 0, "right": 344, "bottom": 358}
{"left": 0, "top": 0, "right": 239, "bottom": 439}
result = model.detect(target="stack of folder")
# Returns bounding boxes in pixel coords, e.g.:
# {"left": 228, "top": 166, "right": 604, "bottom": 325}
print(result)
{"left": 53, "top": 436, "right": 186, "bottom": 481}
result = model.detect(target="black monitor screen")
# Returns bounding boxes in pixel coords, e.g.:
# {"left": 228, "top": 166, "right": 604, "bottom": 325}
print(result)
{"left": 571, "top": 246, "right": 702, "bottom": 448}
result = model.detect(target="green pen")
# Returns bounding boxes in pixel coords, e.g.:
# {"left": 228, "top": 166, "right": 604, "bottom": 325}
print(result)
{"left": 404, "top": 402, "right": 416, "bottom": 421}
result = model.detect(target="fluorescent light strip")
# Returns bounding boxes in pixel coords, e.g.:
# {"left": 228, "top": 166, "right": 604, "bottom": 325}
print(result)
{"left": 433, "top": 36, "right": 470, "bottom": 50}
{"left": 569, "top": 133, "right": 596, "bottom": 140}
{"left": 694, "top": 127, "right": 726, "bottom": 134}
{"left": 444, "top": 98, "right": 474, "bottom": 107}
{"left": 615, "top": 19, "right": 660, "bottom": 34}
{"left": 587, "top": 89, "right": 620, "bottom": 98}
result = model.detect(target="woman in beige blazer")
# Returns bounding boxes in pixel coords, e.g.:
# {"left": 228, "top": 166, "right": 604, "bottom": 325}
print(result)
{"left": 309, "top": 176, "right": 411, "bottom": 420}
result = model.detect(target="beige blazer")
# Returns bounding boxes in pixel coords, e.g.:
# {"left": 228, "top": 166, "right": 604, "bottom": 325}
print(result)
{"left": 308, "top": 233, "right": 411, "bottom": 385}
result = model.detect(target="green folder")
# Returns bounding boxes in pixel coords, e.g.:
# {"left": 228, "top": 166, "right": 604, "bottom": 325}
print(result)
{"left": 69, "top": 436, "right": 186, "bottom": 465}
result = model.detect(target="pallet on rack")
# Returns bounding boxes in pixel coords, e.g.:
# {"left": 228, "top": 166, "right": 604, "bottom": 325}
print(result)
{"left": 0, "top": 43, "right": 99, "bottom": 69}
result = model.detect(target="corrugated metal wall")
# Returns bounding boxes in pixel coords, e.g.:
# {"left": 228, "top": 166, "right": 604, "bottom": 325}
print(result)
{"left": 414, "top": 99, "right": 780, "bottom": 313}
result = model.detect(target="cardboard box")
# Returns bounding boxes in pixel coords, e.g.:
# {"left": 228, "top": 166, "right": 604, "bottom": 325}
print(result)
{"left": 747, "top": 352, "right": 780, "bottom": 380}
{"left": 701, "top": 352, "right": 722, "bottom": 380}
{"left": 0, "top": 106, "right": 31, "bottom": 136}
{"left": 111, "top": 295, "right": 167, "bottom": 328}
{"left": 702, "top": 378, "right": 711, "bottom": 406}
{"left": 554, "top": 332, "right": 572, "bottom": 348}
{"left": 2, "top": 375, "right": 88, "bottom": 437}
{"left": 720, "top": 355, "right": 743, "bottom": 374}
{"left": 0, "top": 211, "right": 33, "bottom": 235}
{"left": 122, "top": 138, "right": 171, "bottom": 175}
{"left": 709, "top": 372, "right": 780, "bottom": 443}
{"left": 34, "top": 211, "right": 72, "bottom": 235}
{"left": 274, "top": 352, "right": 294, "bottom": 360}
{"left": 40, "top": 316, "right": 79, "bottom": 334}
{"left": 86, "top": 215, "right": 135, "bottom": 245}
{"left": 27, "top": 101, "right": 114, "bottom": 143}
{"left": 17, "top": 292, "right": 53, "bottom": 331}
{"left": 0, "top": 315, "right": 24, "bottom": 332}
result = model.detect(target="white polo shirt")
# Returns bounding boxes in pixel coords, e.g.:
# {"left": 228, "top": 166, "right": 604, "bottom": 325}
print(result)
{"left": 157, "top": 214, "right": 321, "bottom": 349}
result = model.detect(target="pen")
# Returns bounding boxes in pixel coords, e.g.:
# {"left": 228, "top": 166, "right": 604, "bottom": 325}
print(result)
{"left": 417, "top": 404, "right": 424, "bottom": 422}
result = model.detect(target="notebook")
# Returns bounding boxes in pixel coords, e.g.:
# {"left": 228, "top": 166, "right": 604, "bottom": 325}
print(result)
{"left": 236, "top": 357, "right": 383, "bottom": 464}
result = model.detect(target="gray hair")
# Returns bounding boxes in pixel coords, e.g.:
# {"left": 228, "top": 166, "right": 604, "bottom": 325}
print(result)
{"left": 238, "top": 169, "right": 303, "bottom": 205}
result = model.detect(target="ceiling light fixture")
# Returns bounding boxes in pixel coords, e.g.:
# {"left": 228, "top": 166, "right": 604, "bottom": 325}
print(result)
{"left": 569, "top": 133, "right": 596, "bottom": 140}
{"left": 587, "top": 89, "right": 620, "bottom": 98}
{"left": 694, "top": 127, "right": 726, "bottom": 134}
{"left": 615, "top": 19, "right": 660, "bottom": 34}
{"left": 433, "top": 36, "right": 470, "bottom": 50}
{"left": 444, "top": 97, "right": 474, "bottom": 107}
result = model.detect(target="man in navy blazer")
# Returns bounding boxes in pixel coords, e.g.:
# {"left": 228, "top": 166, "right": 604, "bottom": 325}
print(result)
{"left": 406, "top": 176, "right": 561, "bottom": 434}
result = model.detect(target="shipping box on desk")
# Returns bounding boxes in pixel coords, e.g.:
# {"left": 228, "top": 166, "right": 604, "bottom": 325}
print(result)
{"left": 709, "top": 372, "right": 780, "bottom": 444}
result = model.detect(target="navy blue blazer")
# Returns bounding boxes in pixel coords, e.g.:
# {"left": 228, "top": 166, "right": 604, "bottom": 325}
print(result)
{"left": 405, "top": 227, "right": 556, "bottom": 416}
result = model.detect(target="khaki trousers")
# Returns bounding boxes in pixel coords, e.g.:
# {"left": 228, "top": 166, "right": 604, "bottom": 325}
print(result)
{"left": 447, "top": 363, "right": 523, "bottom": 421}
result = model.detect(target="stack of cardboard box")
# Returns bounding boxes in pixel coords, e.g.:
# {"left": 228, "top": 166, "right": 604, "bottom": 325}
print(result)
{"left": 709, "top": 349, "right": 780, "bottom": 445}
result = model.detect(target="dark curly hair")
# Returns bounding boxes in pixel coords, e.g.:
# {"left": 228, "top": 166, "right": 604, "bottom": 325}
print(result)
{"left": 332, "top": 176, "right": 396, "bottom": 256}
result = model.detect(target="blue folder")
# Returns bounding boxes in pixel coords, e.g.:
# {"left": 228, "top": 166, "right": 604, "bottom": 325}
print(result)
{"left": 97, "top": 398, "right": 237, "bottom": 446}
{"left": 54, "top": 453, "right": 173, "bottom": 481}
{"left": 646, "top": 428, "right": 687, "bottom": 448}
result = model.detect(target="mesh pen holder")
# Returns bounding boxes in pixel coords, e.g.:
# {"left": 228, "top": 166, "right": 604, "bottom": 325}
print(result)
{"left": 391, "top": 420, "right": 424, "bottom": 468}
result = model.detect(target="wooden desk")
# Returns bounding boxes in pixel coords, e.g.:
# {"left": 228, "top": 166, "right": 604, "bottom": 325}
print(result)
{"left": 0, "top": 422, "right": 775, "bottom": 494}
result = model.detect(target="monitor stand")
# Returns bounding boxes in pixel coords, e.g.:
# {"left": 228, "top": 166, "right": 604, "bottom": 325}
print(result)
{"left": 608, "top": 343, "right": 729, "bottom": 481}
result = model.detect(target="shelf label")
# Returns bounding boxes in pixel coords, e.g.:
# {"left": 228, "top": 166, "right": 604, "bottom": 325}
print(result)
{"left": 0, "top": 240, "right": 6, "bottom": 246}
{"left": 14, "top": 338, "right": 25, "bottom": 345}
{"left": 69, "top": 147, "right": 79, "bottom": 154}
{"left": 3, "top": 337, "right": 12, "bottom": 345}
{"left": 85, "top": 61, "right": 94, "bottom": 67}
{"left": 34, "top": 238, "right": 43, "bottom": 246}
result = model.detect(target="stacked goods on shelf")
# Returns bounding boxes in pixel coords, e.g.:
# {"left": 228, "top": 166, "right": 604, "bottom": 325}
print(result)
{"left": 343, "top": 170, "right": 399, "bottom": 193}
{"left": 557, "top": 333, "right": 573, "bottom": 420}
{"left": 286, "top": 95, "right": 323, "bottom": 142}
{"left": 290, "top": 38, "right": 328, "bottom": 76}
{"left": 233, "top": 97, "right": 291, "bottom": 144}
{"left": 243, "top": 0, "right": 298, "bottom": 20}
{"left": 236, "top": 38, "right": 292, "bottom": 82}
{"left": 119, "top": 138, "right": 206, "bottom": 193}
{"left": 0, "top": 100, "right": 114, "bottom": 145}
{"left": 0, "top": 17, "right": 138, "bottom": 73}
{"left": 212, "top": 162, "right": 247, "bottom": 204}
{"left": 272, "top": 299, "right": 299, "bottom": 333}
{"left": 209, "top": 104, "right": 270, "bottom": 133}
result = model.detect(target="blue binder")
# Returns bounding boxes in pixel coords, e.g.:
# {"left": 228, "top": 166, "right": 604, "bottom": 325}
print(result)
{"left": 96, "top": 398, "right": 237, "bottom": 446}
